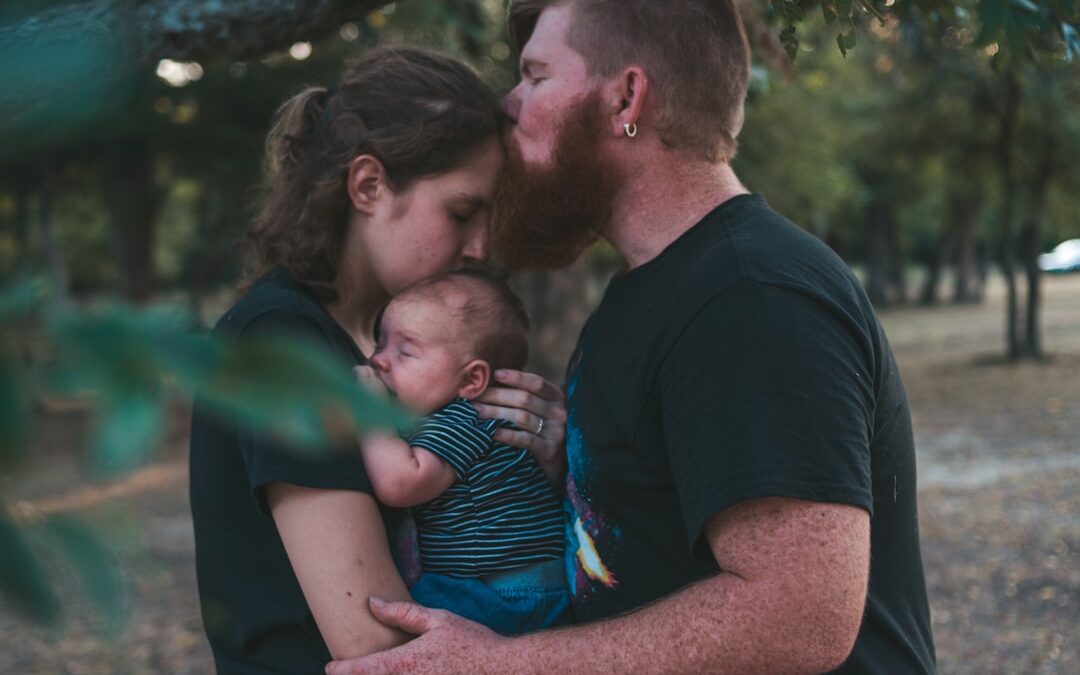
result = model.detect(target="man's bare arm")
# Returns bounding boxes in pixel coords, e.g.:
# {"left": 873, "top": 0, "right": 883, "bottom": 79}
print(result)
{"left": 328, "top": 496, "right": 869, "bottom": 675}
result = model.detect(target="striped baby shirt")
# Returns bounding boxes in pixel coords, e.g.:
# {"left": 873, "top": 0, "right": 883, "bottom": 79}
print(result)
{"left": 406, "top": 398, "right": 565, "bottom": 577}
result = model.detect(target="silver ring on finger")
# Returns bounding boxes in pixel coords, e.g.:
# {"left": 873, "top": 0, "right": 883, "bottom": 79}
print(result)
{"left": 535, "top": 417, "right": 545, "bottom": 436}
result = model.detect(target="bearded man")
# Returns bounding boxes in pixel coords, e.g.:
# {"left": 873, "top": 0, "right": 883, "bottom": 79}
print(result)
{"left": 329, "top": 1, "right": 936, "bottom": 673}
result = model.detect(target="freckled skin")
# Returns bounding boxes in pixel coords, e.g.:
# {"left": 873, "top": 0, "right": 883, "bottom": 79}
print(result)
{"left": 327, "top": 497, "right": 869, "bottom": 675}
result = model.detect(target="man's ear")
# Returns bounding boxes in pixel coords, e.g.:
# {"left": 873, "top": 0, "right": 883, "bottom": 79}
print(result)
{"left": 347, "top": 154, "right": 388, "bottom": 216}
{"left": 458, "top": 359, "right": 492, "bottom": 400}
{"left": 609, "top": 66, "right": 649, "bottom": 138}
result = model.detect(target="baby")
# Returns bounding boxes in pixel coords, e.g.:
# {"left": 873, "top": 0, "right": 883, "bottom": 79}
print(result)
{"left": 356, "top": 268, "right": 568, "bottom": 635}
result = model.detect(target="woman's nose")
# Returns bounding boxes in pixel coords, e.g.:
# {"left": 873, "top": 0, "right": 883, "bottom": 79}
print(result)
{"left": 461, "top": 223, "right": 489, "bottom": 263}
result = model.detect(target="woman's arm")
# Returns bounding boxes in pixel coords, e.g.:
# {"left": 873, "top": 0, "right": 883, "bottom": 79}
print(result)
{"left": 266, "top": 483, "right": 413, "bottom": 660}
{"left": 473, "top": 369, "right": 567, "bottom": 486}
{"left": 359, "top": 433, "right": 458, "bottom": 508}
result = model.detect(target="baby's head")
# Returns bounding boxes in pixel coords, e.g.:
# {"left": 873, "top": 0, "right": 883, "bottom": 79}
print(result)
{"left": 369, "top": 268, "right": 529, "bottom": 414}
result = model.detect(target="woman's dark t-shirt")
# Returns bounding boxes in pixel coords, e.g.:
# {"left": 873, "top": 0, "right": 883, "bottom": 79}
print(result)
{"left": 189, "top": 268, "right": 371, "bottom": 674}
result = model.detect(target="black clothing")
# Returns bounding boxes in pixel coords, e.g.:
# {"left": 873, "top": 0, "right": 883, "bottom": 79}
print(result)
{"left": 563, "top": 194, "right": 936, "bottom": 673}
{"left": 189, "top": 268, "right": 371, "bottom": 675}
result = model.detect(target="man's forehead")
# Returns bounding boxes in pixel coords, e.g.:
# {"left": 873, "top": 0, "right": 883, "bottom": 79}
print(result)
{"left": 521, "top": 3, "right": 575, "bottom": 62}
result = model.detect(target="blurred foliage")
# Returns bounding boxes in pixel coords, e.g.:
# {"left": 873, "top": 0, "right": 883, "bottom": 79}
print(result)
{"left": 1, "top": 0, "right": 1079, "bottom": 635}
{"left": 0, "top": 283, "right": 415, "bottom": 630}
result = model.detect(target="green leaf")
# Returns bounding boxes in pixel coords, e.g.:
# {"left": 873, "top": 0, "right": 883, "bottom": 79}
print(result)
{"left": 780, "top": 26, "right": 799, "bottom": 63}
{"left": 0, "top": 514, "right": 60, "bottom": 627}
{"left": 977, "top": 0, "right": 1007, "bottom": 46}
{"left": 1009, "top": 0, "right": 1040, "bottom": 14}
{"left": 43, "top": 515, "right": 126, "bottom": 636}
{"left": 823, "top": 2, "right": 839, "bottom": 26}
{"left": 0, "top": 279, "right": 45, "bottom": 319}
{"left": 0, "top": 356, "right": 30, "bottom": 472}
{"left": 836, "top": 0, "right": 854, "bottom": 20}
{"left": 837, "top": 29, "right": 857, "bottom": 57}
{"left": 1063, "top": 23, "right": 1080, "bottom": 62}
{"left": 90, "top": 394, "right": 164, "bottom": 475}
{"left": 782, "top": 0, "right": 805, "bottom": 23}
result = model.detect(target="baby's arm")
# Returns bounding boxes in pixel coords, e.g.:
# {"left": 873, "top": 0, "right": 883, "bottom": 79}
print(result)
{"left": 359, "top": 434, "right": 456, "bottom": 508}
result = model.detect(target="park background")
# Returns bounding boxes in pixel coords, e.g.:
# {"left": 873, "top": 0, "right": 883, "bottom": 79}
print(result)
{"left": 0, "top": 0, "right": 1077, "bottom": 673}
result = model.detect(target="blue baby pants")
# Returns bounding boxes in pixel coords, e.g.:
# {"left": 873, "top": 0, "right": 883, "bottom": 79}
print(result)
{"left": 410, "top": 558, "right": 570, "bottom": 636}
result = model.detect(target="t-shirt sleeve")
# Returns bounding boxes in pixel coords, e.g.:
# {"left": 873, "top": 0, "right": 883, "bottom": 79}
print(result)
{"left": 405, "top": 400, "right": 492, "bottom": 479}
{"left": 659, "top": 281, "right": 875, "bottom": 557}
{"left": 234, "top": 310, "right": 373, "bottom": 516}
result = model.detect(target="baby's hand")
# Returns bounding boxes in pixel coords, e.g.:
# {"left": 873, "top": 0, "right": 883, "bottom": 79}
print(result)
{"left": 353, "top": 364, "right": 388, "bottom": 397}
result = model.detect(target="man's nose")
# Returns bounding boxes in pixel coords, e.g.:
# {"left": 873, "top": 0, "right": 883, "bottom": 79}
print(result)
{"left": 501, "top": 86, "right": 522, "bottom": 124}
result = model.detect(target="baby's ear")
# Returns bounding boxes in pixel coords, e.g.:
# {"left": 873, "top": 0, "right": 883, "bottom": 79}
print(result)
{"left": 458, "top": 359, "right": 491, "bottom": 400}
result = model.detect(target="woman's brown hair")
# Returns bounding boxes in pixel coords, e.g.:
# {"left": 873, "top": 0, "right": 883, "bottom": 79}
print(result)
{"left": 246, "top": 46, "right": 502, "bottom": 302}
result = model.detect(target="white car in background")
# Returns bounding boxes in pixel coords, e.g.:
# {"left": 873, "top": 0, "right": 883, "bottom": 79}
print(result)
{"left": 1038, "top": 239, "right": 1080, "bottom": 273}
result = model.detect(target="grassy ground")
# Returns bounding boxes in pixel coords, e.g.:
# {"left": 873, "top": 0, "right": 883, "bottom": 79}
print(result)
{"left": 1, "top": 274, "right": 1077, "bottom": 674}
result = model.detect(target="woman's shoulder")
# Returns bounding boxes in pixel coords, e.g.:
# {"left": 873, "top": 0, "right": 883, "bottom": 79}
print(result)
{"left": 214, "top": 268, "right": 330, "bottom": 339}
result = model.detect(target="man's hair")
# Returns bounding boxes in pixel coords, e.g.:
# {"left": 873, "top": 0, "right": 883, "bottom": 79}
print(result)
{"left": 244, "top": 46, "right": 501, "bottom": 302}
{"left": 509, "top": 0, "right": 750, "bottom": 163}
{"left": 393, "top": 268, "right": 530, "bottom": 371}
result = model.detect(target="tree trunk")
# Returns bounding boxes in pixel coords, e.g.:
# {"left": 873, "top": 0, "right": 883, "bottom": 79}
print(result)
{"left": 952, "top": 197, "right": 981, "bottom": 304}
{"left": 865, "top": 198, "right": 890, "bottom": 308}
{"left": 997, "top": 70, "right": 1021, "bottom": 360}
{"left": 512, "top": 254, "right": 621, "bottom": 384}
{"left": 920, "top": 221, "right": 957, "bottom": 306}
{"left": 103, "top": 143, "right": 160, "bottom": 304}
{"left": 38, "top": 174, "right": 71, "bottom": 308}
{"left": 887, "top": 212, "right": 907, "bottom": 305}
{"left": 1020, "top": 138, "right": 1054, "bottom": 359}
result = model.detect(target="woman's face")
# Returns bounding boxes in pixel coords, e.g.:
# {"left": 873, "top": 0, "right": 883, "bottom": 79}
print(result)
{"left": 355, "top": 138, "right": 504, "bottom": 297}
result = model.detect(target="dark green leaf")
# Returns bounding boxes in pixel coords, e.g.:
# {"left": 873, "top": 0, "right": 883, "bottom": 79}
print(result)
{"left": 0, "top": 279, "right": 45, "bottom": 319}
{"left": 780, "top": 26, "right": 799, "bottom": 63}
{"left": 1009, "top": 0, "right": 1040, "bottom": 14}
{"left": 837, "top": 29, "right": 857, "bottom": 57}
{"left": 823, "top": 2, "right": 839, "bottom": 26}
{"left": 0, "top": 514, "right": 59, "bottom": 627}
{"left": 43, "top": 515, "right": 126, "bottom": 636}
{"left": 1063, "top": 23, "right": 1080, "bottom": 62}
{"left": 836, "top": 0, "right": 854, "bottom": 20}
{"left": 782, "top": 0, "right": 805, "bottom": 23}
{"left": 90, "top": 394, "right": 164, "bottom": 475}
{"left": 0, "top": 356, "right": 30, "bottom": 472}
{"left": 977, "top": 0, "right": 1007, "bottom": 46}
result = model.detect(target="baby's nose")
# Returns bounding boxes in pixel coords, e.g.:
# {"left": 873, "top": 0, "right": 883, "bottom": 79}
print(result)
{"left": 369, "top": 351, "right": 389, "bottom": 373}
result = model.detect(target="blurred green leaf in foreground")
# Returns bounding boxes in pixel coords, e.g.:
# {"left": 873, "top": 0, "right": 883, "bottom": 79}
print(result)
{"left": 0, "top": 281, "right": 413, "bottom": 631}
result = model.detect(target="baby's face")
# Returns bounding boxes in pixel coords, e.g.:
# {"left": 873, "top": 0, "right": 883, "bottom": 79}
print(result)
{"left": 369, "top": 298, "right": 470, "bottom": 414}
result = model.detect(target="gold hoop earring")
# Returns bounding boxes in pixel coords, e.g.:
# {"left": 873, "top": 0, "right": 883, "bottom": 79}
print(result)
{"left": 624, "top": 123, "right": 638, "bottom": 138}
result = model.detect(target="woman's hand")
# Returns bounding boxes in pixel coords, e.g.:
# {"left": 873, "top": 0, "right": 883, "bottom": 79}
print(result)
{"left": 474, "top": 369, "right": 567, "bottom": 487}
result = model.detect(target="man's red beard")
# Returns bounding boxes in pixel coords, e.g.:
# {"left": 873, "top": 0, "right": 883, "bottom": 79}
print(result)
{"left": 490, "top": 91, "right": 622, "bottom": 270}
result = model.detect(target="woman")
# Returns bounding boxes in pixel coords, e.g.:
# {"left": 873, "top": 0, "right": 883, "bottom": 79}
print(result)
{"left": 189, "top": 46, "right": 566, "bottom": 674}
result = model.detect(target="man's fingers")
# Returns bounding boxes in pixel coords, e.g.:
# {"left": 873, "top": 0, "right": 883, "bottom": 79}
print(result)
{"left": 493, "top": 368, "right": 563, "bottom": 400}
{"left": 369, "top": 597, "right": 444, "bottom": 636}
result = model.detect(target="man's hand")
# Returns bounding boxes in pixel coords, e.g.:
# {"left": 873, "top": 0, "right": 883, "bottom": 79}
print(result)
{"left": 325, "top": 597, "right": 506, "bottom": 675}
{"left": 474, "top": 369, "right": 567, "bottom": 486}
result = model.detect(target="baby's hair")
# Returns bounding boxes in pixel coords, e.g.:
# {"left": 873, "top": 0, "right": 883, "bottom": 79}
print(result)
{"left": 394, "top": 268, "right": 530, "bottom": 370}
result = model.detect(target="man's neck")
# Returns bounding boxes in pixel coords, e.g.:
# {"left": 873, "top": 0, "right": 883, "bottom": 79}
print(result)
{"left": 603, "top": 161, "right": 749, "bottom": 270}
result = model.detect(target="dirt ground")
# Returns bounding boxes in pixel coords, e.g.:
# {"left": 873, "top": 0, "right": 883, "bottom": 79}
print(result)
{"left": 1, "top": 274, "right": 1077, "bottom": 674}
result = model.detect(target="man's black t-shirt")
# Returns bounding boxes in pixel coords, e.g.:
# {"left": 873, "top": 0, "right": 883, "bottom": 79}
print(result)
{"left": 563, "top": 194, "right": 936, "bottom": 673}
{"left": 189, "top": 268, "right": 372, "bottom": 674}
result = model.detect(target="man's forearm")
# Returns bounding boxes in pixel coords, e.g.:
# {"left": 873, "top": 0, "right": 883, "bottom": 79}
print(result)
{"left": 498, "top": 571, "right": 853, "bottom": 675}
